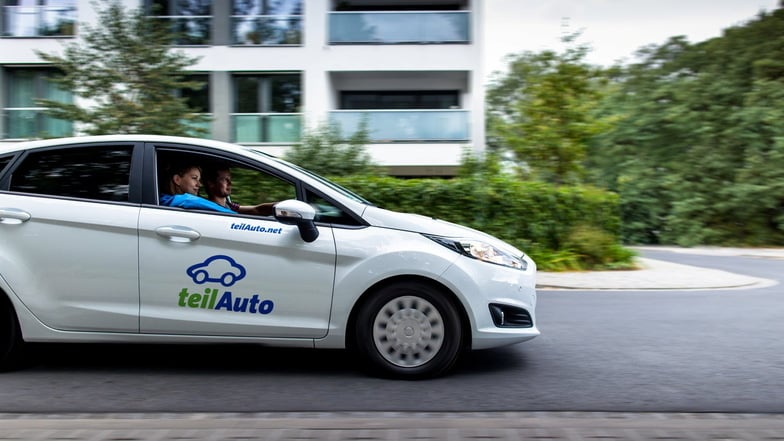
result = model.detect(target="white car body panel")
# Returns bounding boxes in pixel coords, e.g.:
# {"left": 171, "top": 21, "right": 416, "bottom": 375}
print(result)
{"left": 0, "top": 193, "right": 140, "bottom": 332}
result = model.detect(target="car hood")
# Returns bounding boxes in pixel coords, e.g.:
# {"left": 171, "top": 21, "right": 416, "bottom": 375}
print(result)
{"left": 360, "top": 205, "right": 524, "bottom": 255}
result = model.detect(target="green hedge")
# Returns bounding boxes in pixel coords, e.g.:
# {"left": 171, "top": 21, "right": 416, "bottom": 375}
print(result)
{"left": 332, "top": 175, "right": 631, "bottom": 271}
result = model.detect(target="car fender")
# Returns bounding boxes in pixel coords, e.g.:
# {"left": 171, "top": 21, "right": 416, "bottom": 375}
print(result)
{"left": 317, "top": 227, "right": 469, "bottom": 348}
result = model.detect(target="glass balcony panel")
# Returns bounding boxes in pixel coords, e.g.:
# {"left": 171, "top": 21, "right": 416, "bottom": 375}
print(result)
{"left": 2, "top": 4, "right": 76, "bottom": 37}
{"left": 4, "top": 109, "right": 72, "bottom": 139}
{"left": 42, "top": 114, "right": 73, "bottom": 137}
{"left": 5, "top": 109, "right": 37, "bottom": 139}
{"left": 183, "top": 115, "right": 212, "bottom": 138}
{"left": 232, "top": 0, "right": 302, "bottom": 15}
{"left": 329, "top": 12, "right": 469, "bottom": 44}
{"left": 232, "top": 16, "right": 302, "bottom": 45}
{"left": 40, "top": 5, "right": 75, "bottom": 35}
{"left": 330, "top": 110, "right": 469, "bottom": 142}
{"left": 233, "top": 114, "right": 301, "bottom": 143}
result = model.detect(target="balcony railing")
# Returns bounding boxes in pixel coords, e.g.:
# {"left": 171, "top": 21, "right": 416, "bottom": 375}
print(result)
{"left": 183, "top": 115, "right": 212, "bottom": 139}
{"left": 328, "top": 11, "right": 469, "bottom": 44}
{"left": 4, "top": 108, "right": 73, "bottom": 139}
{"left": 232, "top": 15, "right": 302, "bottom": 45}
{"left": 153, "top": 16, "right": 211, "bottom": 45}
{"left": 232, "top": 113, "right": 302, "bottom": 143}
{"left": 2, "top": 5, "right": 76, "bottom": 37}
{"left": 330, "top": 110, "right": 469, "bottom": 142}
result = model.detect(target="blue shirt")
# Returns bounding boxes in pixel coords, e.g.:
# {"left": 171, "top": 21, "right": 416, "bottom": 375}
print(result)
{"left": 160, "top": 193, "right": 236, "bottom": 213}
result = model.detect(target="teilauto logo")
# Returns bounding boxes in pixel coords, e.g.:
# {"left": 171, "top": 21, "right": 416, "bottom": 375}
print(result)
{"left": 178, "top": 255, "right": 274, "bottom": 315}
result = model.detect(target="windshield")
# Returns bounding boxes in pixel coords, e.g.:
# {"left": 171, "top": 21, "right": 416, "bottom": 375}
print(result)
{"left": 248, "top": 149, "right": 373, "bottom": 205}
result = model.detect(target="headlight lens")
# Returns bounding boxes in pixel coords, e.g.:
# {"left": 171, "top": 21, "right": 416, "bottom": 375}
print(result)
{"left": 424, "top": 234, "right": 527, "bottom": 270}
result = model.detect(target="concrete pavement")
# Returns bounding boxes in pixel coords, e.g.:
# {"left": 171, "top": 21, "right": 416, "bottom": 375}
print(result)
{"left": 537, "top": 246, "right": 783, "bottom": 290}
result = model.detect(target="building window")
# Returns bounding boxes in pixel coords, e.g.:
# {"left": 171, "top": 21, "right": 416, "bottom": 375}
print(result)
{"left": 340, "top": 91, "right": 460, "bottom": 110}
{"left": 147, "top": 0, "right": 211, "bottom": 45}
{"left": 3, "top": 68, "right": 73, "bottom": 139}
{"left": 232, "top": 73, "right": 301, "bottom": 143}
{"left": 2, "top": 0, "right": 76, "bottom": 37}
{"left": 179, "top": 74, "right": 209, "bottom": 113}
{"left": 232, "top": 0, "right": 302, "bottom": 45}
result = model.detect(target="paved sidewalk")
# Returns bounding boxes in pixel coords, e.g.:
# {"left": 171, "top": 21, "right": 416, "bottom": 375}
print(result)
{"left": 2, "top": 411, "right": 784, "bottom": 441}
{"left": 537, "top": 246, "right": 783, "bottom": 290}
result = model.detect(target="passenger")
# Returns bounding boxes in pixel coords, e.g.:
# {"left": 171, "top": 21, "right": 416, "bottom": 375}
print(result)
{"left": 203, "top": 166, "right": 276, "bottom": 216}
{"left": 159, "top": 163, "right": 234, "bottom": 213}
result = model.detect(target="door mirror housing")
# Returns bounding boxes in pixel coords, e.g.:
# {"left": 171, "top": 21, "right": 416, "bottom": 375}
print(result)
{"left": 274, "top": 199, "right": 319, "bottom": 242}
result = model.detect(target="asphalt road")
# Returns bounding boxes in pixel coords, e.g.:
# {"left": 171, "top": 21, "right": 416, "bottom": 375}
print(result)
{"left": 1, "top": 249, "right": 782, "bottom": 415}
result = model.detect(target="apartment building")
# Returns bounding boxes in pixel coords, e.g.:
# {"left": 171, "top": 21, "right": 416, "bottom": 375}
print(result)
{"left": 0, "top": 0, "right": 485, "bottom": 176}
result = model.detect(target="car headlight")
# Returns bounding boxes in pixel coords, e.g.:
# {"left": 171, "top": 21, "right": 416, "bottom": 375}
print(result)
{"left": 424, "top": 234, "right": 528, "bottom": 271}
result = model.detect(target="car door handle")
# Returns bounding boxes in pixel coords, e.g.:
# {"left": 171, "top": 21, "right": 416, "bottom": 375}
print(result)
{"left": 0, "top": 208, "right": 32, "bottom": 224}
{"left": 155, "top": 225, "right": 201, "bottom": 242}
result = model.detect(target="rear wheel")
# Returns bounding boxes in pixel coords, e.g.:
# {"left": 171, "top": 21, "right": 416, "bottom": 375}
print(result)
{"left": 354, "top": 282, "right": 463, "bottom": 379}
{"left": 0, "top": 298, "right": 25, "bottom": 372}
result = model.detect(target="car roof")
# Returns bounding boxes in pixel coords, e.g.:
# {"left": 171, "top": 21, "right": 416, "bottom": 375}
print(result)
{"left": 1, "top": 135, "right": 247, "bottom": 155}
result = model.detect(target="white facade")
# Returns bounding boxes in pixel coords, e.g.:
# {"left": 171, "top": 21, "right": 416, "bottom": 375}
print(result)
{"left": 0, "top": 0, "right": 486, "bottom": 175}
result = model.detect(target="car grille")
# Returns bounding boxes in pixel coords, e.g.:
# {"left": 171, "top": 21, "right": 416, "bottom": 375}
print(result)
{"left": 489, "top": 303, "right": 533, "bottom": 328}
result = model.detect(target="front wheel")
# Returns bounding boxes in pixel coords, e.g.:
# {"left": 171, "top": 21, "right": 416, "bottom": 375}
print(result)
{"left": 0, "top": 298, "right": 25, "bottom": 372}
{"left": 353, "top": 282, "right": 463, "bottom": 379}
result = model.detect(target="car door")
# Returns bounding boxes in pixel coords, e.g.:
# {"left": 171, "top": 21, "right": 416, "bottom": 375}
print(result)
{"left": 0, "top": 143, "right": 141, "bottom": 333}
{"left": 137, "top": 145, "right": 336, "bottom": 339}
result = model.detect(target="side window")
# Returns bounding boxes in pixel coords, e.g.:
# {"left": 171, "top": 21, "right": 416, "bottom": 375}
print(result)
{"left": 230, "top": 166, "right": 295, "bottom": 204}
{"left": 305, "top": 188, "right": 362, "bottom": 226}
{"left": 156, "top": 149, "right": 296, "bottom": 214}
{"left": 9, "top": 146, "right": 133, "bottom": 202}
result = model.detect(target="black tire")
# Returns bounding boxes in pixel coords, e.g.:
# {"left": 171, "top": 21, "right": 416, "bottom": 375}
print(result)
{"left": 0, "top": 297, "right": 25, "bottom": 372}
{"left": 353, "top": 281, "right": 463, "bottom": 379}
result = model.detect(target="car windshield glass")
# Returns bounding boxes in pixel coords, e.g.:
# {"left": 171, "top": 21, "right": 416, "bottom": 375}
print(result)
{"left": 248, "top": 149, "right": 373, "bottom": 205}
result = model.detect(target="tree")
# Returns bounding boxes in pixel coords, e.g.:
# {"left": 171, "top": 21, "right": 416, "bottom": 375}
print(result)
{"left": 284, "top": 120, "right": 378, "bottom": 176}
{"left": 486, "top": 34, "right": 612, "bottom": 184}
{"left": 588, "top": 6, "right": 784, "bottom": 245}
{"left": 36, "top": 0, "right": 208, "bottom": 136}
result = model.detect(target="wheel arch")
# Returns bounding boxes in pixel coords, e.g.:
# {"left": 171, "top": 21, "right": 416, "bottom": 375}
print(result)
{"left": 345, "top": 274, "right": 473, "bottom": 353}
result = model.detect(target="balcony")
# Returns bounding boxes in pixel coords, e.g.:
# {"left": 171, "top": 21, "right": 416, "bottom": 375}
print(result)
{"left": 328, "top": 11, "right": 469, "bottom": 44}
{"left": 232, "top": 113, "right": 302, "bottom": 143}
{"left": 330, "top": 110, "right": 469, "bottom": 142}
{"left": 2, "top": 5, "right": 76, "bottom": 37}
{"left": 232, "top": 15, "right": 302, "bottom": 45}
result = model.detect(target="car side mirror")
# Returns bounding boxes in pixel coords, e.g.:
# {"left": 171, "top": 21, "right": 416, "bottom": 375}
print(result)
{"left": 274, "top": 199, "right": 319, "bottom": 243}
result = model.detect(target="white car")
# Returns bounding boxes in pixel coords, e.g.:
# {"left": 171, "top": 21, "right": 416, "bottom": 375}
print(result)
{"left": 0, "top": 135, "right": 538, "bottom": 379}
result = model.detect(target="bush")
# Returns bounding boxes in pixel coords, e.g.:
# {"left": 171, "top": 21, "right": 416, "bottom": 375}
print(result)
{"left": 332, "top": 174, "right": 634, "bottom": 271}
{"left": 563, "top": 224, "right": 638, "bottom": 270}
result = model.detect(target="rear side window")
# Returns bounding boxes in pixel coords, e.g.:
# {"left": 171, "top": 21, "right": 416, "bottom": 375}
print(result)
{"left": 9, "top": 145, "right": 133, "bottom": 202}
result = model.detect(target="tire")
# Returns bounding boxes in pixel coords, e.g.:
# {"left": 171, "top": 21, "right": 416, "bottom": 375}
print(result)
{"left": 0, "top": 297, "right": 25, "bottom": 372}
{"left": 354, "top": 282, "right": 463, "bottom": 379}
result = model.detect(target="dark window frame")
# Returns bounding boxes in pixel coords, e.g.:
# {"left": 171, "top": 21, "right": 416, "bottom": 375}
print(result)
{"left": 340, "top": 90, "right": 460, "bottom": 110}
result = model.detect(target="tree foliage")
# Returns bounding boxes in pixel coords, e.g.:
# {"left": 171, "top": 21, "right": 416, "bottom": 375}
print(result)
{"left": 36, "top": 0, "right": 208, "bottom": 136}
{"left": 489, "top": 6, "right": 784, "bottom": 247}
{"left": 284, "top": 120, "right": 378, "bottom": 177}
{"left": 589, "top": 7, "right": 784, "bottom": 245}
{"left": 486, "top": 35, "right": 613, "bottom": 184}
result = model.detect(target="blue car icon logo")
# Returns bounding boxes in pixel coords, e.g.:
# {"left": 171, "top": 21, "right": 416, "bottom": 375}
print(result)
{"left": 186, "top": 255, "right": 247, "bottom": 287}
